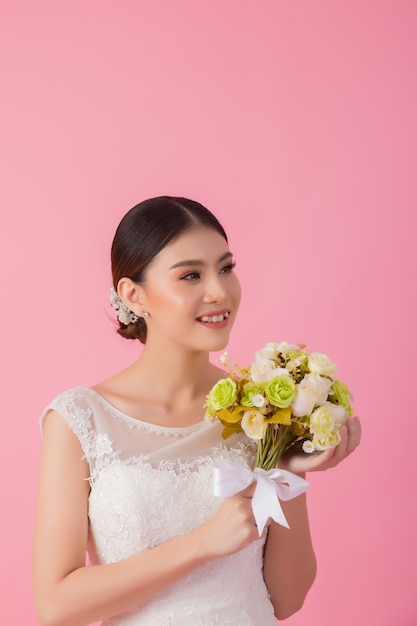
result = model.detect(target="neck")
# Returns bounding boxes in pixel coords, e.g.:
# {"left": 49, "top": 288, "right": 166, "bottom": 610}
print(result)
{"left": 131, "top": 340, "right": 219, "bottom": 405}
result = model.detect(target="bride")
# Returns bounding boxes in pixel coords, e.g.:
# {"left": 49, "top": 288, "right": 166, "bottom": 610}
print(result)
{"left": 32, "top": 196, "right": 361, "bottom": 626}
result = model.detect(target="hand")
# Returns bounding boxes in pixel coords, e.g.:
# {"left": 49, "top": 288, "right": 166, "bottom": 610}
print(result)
{"left": 278, "top": 416, "right": 361, "bottom": 475}
{"left": 198, "top": 483, "right": 263, "bottom": 560}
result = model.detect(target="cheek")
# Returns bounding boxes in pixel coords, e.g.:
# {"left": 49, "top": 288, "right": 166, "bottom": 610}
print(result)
{"left": 232, "top": 276, "right": 242, "bottom": 307}
{"left": 146, "top": 284, "right": 198, "bottom": 311}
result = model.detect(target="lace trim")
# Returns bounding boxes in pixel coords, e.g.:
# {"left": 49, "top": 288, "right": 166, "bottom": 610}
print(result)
{"left": 51, "top": 388, "right": 257, "bottom": 483}
{"left": 121, "top": 438, "right": 257, "bottom": 477}
{"left": 52, "top": 389, "right": 120, "bottom": 481}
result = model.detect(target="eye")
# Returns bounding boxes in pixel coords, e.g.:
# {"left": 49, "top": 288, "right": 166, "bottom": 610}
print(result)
{"left": 219, "top": 262, "right": 236, "bottom": 274}
{"left": 180, "top": 271, "right": 201, "bottom": 281}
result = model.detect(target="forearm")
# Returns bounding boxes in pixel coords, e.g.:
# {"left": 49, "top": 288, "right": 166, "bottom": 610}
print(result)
{"left": 35, "top": 528, "right": 208, "bottom": 626}
{"left": 263, "top": 492, "right": 317, "bottom": 620}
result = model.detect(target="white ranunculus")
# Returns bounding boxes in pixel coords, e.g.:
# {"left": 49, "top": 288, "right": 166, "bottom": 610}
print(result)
{"left": 241, "top": 410, "right": 266, "bottom": 440}
{"left": 308, "top": 352, "right": 337, "bottom": 378}
{"left": 291, "top": 381, "right": 317, "bottom": 417}
{"left": 303, "top": 373, "right": 333, "bottom": 406}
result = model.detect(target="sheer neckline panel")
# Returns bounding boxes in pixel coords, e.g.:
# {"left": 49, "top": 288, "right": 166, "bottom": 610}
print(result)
{"left": 81, "top": 386, "right": 207, "bottom": 433}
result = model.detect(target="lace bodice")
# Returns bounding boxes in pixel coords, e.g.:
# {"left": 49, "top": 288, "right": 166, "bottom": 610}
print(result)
{"left": 41, "top": 387, "right": 278, "bottom": 625}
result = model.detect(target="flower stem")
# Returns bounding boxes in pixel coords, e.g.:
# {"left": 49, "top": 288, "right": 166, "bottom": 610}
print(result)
{"left": 257, "top": 425, "right": 294, "bottom": 471}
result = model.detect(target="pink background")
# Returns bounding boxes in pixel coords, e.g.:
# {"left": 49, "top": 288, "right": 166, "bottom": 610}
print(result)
{"left": 1, "top": 1, "right": 416, "bottom": 624}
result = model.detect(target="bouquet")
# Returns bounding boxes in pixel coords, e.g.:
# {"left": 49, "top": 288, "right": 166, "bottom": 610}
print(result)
{"left": 206, "top": 341, "right": 354, "bottom": 471}
{"left": 205, "top": 342, "right": 354, "bottom": 531}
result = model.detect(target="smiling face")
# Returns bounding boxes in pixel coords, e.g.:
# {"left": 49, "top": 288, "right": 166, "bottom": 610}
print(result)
{"left": 136, "top": 226, "right": 241, "bottom": 353}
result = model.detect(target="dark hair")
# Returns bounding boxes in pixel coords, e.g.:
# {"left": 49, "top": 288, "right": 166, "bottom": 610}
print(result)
{"left": 111, "top": 196, "right": 228, "bottom": 342}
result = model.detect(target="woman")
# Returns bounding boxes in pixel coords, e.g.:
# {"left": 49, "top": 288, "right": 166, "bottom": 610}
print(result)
{"left": 33, "top": 196, "right": 361, "bottom": 626}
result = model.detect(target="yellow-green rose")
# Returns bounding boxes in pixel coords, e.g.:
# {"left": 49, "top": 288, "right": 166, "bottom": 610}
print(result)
{"left": 330, "top": 380, "right": 353, "bottom": 416}
{"left": 265, "top": 376, "right": 296, "bottom": 408}
{"left": 240, "top": 383, "right": 265, "bottom": 407}
{"left": 206, "top": 378, "right": 237, "bottom": 412}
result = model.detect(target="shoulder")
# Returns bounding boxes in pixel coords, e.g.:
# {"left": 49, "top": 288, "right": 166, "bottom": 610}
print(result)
{"left": 41, "top": 385, "right": 94, "bottom": 416}
{"left": 40, "top": 386, "right": 100, "bottom": 436}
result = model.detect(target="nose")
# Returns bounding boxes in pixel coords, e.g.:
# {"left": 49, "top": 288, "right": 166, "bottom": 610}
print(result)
{"left": 202, "top": 273, "right": 227, "bottom": 304}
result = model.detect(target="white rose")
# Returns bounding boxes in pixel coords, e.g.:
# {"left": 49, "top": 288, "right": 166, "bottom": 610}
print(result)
{"left": 303, "top": 373, "right": 333, "bottom": 406}
{"left": 308, "top": 352, "right": 337, "bottom": 378}
{"left": 310, "top": 403, "right": 335, "bottom": 436}
{"left": 250, "top": 357, "right": 289, "bottom": 383}
{"left": 265, "top": 367, "right": 290, "bottom": 382}
{"left": 250, "top": 357, "right": 275, "bottom": 383}
{"left": 255, "top": 343, "right": 279, "bottom": 360}
{"left": 241, "top": 410, "right": 266, "bottom": 440}
{"left": 328, "top": 402, "right": 348, "bottom": 427}
{"left": 312, "top": 429, "right": 342, "bottom": 451}
{"left": 310, "top": 402, "right": 348, "bottom": 437}
{"left": 277, "top": 341, "right": 299, "bottom": 355}
{"left": 291, "top": 381, "right": 317, "bottom": 417}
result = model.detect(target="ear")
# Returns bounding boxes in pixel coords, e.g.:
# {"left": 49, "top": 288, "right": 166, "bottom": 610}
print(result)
{"left": 117, "top": 277, "right": 146, "bottom": 317}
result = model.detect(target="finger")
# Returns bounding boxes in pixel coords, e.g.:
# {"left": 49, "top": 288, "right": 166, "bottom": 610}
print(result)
{"left": 338, "top": 424, "right": 349, "bottom": 453}
{"left": 308, "top": 445, "right": 337, "bottom": 468}
{"left": 333, "top": 419, "right": 360, "bottom": 460}
{"left": 346, "top": 416, "right": 361, "bottom": 454}
{"left": 329, "top": 418, "right": 361, "bottom": 464}
{"left": 326, "top": 425, "right": 350, "bottom": 464}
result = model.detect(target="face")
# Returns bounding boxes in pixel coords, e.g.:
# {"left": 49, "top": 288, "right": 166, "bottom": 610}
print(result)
{"left": 138, "top": 226, "right": 241, "bottom": 353}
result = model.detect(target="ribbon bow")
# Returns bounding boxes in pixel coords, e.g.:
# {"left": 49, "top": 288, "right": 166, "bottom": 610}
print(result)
{"left": 212, "top": 459, "right": 310, "bottom": 536}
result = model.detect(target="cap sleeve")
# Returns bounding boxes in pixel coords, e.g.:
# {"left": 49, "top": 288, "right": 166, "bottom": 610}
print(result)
{"left": 39, "top": 387, "right": 120, "bottom": 482}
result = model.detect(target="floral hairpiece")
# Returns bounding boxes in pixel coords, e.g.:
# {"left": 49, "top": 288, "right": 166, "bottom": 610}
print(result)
{"left": 110, "top": 287, "right": 140, "bottom": 325}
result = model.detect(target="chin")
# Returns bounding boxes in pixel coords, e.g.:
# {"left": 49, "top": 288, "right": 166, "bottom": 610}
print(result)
{"left": 184, "top": 322, "right": 235, "bottom": 353}
{"left": 203, "top": 335, "right": 231, "bottom": 353}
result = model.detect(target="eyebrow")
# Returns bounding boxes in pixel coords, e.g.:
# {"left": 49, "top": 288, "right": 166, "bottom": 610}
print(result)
{"left": 169, "top": 251, "right": 233, "bottom": 269}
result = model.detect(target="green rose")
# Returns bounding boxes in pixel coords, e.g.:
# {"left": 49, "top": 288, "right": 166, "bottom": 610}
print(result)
{"left": 330, "top": 380, "right": 353, "bottom": 416}
{"left": 206, "top": 378, "right": 237, "bottom": 412}
{"left": 240, "top": 383, "right": 264, "bottom": 407}
{"left": 265, "top": 376, "right": 296, "bottom": 408}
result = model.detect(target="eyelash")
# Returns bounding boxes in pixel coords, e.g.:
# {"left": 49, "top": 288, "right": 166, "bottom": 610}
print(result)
{"left": 220, "top": 262, "right": 236, "bottom": 274}
{"left": 180, "top": 262, "right": 236, "bottom": 281}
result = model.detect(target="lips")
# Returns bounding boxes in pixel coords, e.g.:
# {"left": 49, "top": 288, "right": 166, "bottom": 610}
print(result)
{"left": 196, "top": 310, "right": 230, "bottom": 324}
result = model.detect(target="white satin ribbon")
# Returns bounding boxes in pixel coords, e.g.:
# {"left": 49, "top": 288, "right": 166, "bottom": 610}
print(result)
{"left": 212, "top": 459, "right": 310, "bottom": 536}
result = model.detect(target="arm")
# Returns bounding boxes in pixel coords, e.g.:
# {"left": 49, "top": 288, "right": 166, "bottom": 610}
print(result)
{"left": 263, "top": 487, "right": 316, "bottom": 620}
{"left": 33, "top": 411, "right": 261, "bottom": 626}
{"left": 263, "top": 417, "right": 361, "bottom": 620}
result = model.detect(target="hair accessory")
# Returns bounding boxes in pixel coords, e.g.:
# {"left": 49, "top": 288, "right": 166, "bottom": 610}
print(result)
{"left": 110, "top": 287, "right": 139, "bottom": 325}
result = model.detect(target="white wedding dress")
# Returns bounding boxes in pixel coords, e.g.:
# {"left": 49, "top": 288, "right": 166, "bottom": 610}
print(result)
{"left": 41, "top": 387, "right": 278, "bottom": 625}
